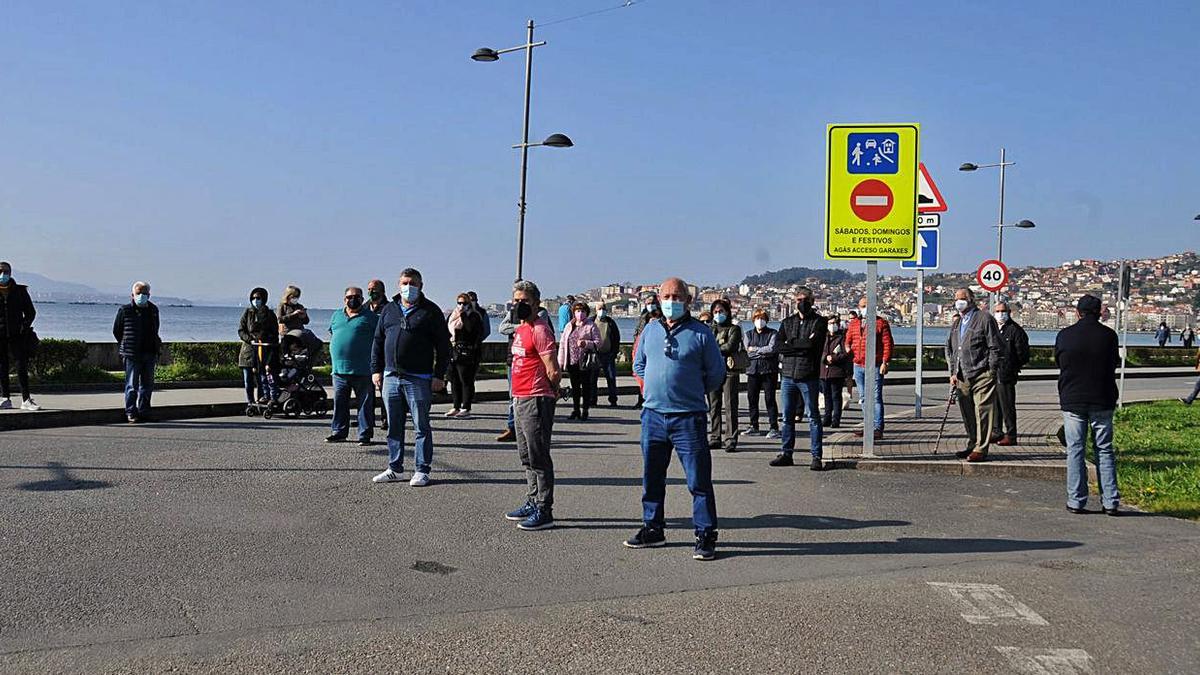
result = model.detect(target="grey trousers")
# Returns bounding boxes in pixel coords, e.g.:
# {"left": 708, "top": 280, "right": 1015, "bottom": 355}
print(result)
{"left": 992, "top": 380, "right": 1018, "bottom": 438}
{"left": 708, "top": 372, "right": 740, "bottom": 446}
{"left": 514, "top": 396, "right": 556, "bottom": 508}
{"left": 956, "top": 370, "right": 997, "bottom": 454}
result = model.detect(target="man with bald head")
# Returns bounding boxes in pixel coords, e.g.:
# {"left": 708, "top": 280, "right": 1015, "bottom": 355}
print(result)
{"left": 945, "top": 288, "right": 1002, "bottom": 462}
{"left": 629, "top": 277, "right": 725, "bottom": 561}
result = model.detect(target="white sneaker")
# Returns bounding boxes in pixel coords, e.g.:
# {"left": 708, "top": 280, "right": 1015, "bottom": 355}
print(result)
{"left": 409, "top": 471, "right": 430, "bottom": 487}
{"left": 20, "top": 399, "right": 41, "bottom": 411}
{"left": 444, "top": 408, "right": 460, "bottom": 418}
{"left": 456, "top": 410, "right": 472, "bottom": 420}
{"left": 372, "top": 469, "right": 405, "bottom": 483}
{"left": 0, "top": 398, "right": 11, "bottom": 410}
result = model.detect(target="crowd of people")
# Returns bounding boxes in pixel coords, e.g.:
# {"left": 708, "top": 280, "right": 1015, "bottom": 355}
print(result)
{"left": 6, "top": 259, "right": 1200, "bottom": 558}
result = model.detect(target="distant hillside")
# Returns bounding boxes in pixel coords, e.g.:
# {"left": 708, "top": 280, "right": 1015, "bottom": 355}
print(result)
{"left": 16, "top": 271, "right": 195, "bottom": 306}
{"left": 742, "top": 267, "right": 865, "bottom": 286}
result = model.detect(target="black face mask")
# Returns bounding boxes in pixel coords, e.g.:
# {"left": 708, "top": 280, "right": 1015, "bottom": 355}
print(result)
{"left": 346, "top": 298, "right": 363, "bottom": 310}
{"left": 511, "top": 301, "right": 533, "bottom": 322}
{"left": 797, "top": 300, "right": 813, "bottom": 314}
{"left": 369, "top": 290, "right": 383, "bottom": 301}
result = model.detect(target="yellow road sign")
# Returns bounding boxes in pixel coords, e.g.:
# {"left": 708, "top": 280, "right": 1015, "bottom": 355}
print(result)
{"left": 825, "top": 123, "right": 920, "bottom": 260}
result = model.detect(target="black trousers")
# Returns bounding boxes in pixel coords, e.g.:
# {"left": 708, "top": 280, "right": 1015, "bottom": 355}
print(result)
{"left": 745, "top": 373, "right": 779, "bottom": 431}
{"left": 992, "top": 380, "right": 1018, "bottom": 437}
{"left": 821, "top": 377, "right": 844, "bottom": 425}
{"left": 567, "top": 364, "right": 592, "bottom": 414}
{"left": 0, "top": 336, "right": 31, "bottom": 400}
{"left": 448, "top": 360, "right": 479, "bottom": 411}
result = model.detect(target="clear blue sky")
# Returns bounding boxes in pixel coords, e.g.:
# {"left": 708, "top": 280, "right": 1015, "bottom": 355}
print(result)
{"left": 3, "top": 1, "right": 1198, "bottom": 307}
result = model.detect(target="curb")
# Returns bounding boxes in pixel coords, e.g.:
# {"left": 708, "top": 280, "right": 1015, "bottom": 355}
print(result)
{"left": 1, "top": 385, "right": 646, "bottom": 432}
{"left": 830, "top": 458, "right": 1069, "bottom": 481}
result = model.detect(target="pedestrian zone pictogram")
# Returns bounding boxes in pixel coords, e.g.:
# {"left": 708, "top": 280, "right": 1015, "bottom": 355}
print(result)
{"left": 848, "top": 132, "right": 900, "bottom": 174}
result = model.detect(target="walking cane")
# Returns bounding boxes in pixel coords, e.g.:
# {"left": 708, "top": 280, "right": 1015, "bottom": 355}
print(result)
{"left": 933, "top": 385, "right": 959, "bottom": 455}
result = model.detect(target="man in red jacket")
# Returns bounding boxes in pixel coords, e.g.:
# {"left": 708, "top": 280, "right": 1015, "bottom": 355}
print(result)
{"left": 845, "top": 296, "right": 894, "bottom": 440}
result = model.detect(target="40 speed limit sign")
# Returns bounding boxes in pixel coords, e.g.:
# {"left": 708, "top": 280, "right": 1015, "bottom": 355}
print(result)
{"left": 976, "top": 259, "right": 1009, "bottom": 292}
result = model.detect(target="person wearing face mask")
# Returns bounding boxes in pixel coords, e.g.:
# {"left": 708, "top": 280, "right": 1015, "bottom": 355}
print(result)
{"left": 0, "top": 261, "right": 40, "bottom": 411}
{"left": 632, "top": 295, "right": 662, "bottom": 409}
{"left": 945, "top": 288, "right": 1003, "bottom": 462}
{"left": 769, "top": 287, "right": 827, "bottom": 470}
{"left": 371, "top": 268, "right": 452, "bottom": 487}
{"left": 364, "top": 279, "right": 390, "bottom": 431}
{"left": 628, "top": 277, "right": 725, "bottom": 561}
{"left": 277, "top": 285, "right": 310, "bottom": 334}
{"left": 591, "top": 302, "right": 622, "bottom": 408}
{"left": 990, "top": 302, "right": 1030, "bottom": 446}
{"left": 238, "top": 287, "right": 280, "bottom": 406}
{"left": 743, "top": 309, "right": 780, "bottom": 438}
{"left": 845, "top": 296, "right": 894, "bottom": 441}
{"left": 467, "top": 291, "right": 491, "bottom": 341}
{"left": 707, "top": 299, "right": 744, "bottom": 451}
{"left": 112, "top": 281, "right": 161, "bottom": 423}
{"left": 445, "top": 292, "right": 484, "bottom": 418}
{"left": 558, "top": 301, "right": 601, "bottom": 421}
{"left": 504, "top": 279, "right": 562, "bottom": 531}
{"left": 327, "top": 286, "right": 379, "bottom": 445}
{"left": 558, "top": 295, "right": 576, "bottom": 334}
{"left": 820, "top": 316, "right": 852, "bottom": 429}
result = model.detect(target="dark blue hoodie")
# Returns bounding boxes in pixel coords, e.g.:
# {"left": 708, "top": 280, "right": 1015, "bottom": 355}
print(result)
{"left": 371, "top": 293, "right": 452, "bottom": 380}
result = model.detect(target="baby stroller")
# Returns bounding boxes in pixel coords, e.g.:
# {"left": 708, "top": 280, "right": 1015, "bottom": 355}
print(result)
{"left": 274, "top": 329, "right": 328, "bottom": 418}
{"left": 245, "top": 341, "right": 281, "bottom": 419}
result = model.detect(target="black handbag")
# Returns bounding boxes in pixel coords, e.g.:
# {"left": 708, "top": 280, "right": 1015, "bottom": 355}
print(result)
{"left": 580, "top": 350, "right": 600, "bottom": 372}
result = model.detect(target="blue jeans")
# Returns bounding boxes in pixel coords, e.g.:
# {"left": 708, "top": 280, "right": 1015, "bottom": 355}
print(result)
{"left": 1063, "top": 409, "right": 1120, "bottom": 510}
{"left": 383, "top": 374, "right": 433, "bottom": 474}
{"left": 242, "top": 366, "right": 279, "bottom": 403}
{"left": 596, "top": 353, "right": 618, "bottom": 404}
{"left": 640, "top": 408, "right": 717, "bottom": 534}
{"left": 123, "top": 354, "right": 156, "bottom": 417}
{"left": 853, "top": 364, "right": 885, "bottom": 431}
{"left": 780, "top": 376, "right": 823, "bottom": 458}
{"left": 1185, "top": 376, "right": 1200, "bottom": 404}
{"left": 331, "top": 373, "right": 375, "bottom": 441}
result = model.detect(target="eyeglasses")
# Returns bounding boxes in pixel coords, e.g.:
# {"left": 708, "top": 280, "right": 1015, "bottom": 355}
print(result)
{"left": 664, "top": 335, "right": 678, "bottom": 359}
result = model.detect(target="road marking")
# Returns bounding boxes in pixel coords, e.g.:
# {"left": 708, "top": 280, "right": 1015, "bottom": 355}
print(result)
{"left": 927, "top": 582, "right": 1049, "bottom": 625}
{"left": 994, "top": 647, "right": 1094, "bottom": 674}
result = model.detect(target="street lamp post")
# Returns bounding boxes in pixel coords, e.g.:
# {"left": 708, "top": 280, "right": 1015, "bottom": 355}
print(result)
{"left": 959, "top": 149, "right": 1035, "bottom": 306}
{"left": 473, "top": 20, "right": 573, "bottom": 282}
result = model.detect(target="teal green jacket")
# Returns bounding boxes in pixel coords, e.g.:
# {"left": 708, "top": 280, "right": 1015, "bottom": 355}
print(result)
{"left": 329, "top": 309, "right": 379, "bottom": 376}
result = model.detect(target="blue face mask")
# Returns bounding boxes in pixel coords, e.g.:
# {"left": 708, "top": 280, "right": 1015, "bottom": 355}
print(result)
{"left": 714, "top": 313, "right": 728, "bottom": 324}
{"left": 252, "top": 299, "right": 264, "bottom": 309}
{"left": 0, "top": 273, "right": 9, "bottom": 285}
{"left": 661, "top": 300, "right": 686, "bottom": 321}
{"left": 134, "top": 293, "right": 149, "bottom": 307}
{"left": 399, "top": 284, "right": 420, "bottom": 304}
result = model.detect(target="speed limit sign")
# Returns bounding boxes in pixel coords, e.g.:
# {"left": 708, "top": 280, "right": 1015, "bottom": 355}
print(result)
{"left": 976, "top": 259, "right": 1009, "bottom": 292}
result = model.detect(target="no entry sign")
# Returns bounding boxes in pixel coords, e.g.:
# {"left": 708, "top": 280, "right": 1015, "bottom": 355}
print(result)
{"left": 976, "top": 259, "right": 1009, "bottom": 292}
{"left": 849, "top": 179, "right": 894, "bottom": 222}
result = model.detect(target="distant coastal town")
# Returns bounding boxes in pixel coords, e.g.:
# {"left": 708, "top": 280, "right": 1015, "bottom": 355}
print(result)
{"left": 491, "top": 250, "right": 1200, "bottom": 333}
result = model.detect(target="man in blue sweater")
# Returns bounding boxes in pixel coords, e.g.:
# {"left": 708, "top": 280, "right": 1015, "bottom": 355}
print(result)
{"left": 627, "top": 277, "right": 726, "bottom": 561}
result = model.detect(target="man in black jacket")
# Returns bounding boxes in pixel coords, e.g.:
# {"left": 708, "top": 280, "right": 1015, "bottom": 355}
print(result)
{"left": 113, "top": 281, "right": 161, "bottom": 423}
{"left": 0, "top": 261, "right": 40, "bottom": 411}
{"left": 1055, "top": 294, "right": 1121, "bottom": 515}
{"left": 768, "top": 287, "right": 828, "bottom": 471}
{"left": 991, "top": 301, "right": 1030, "bottom": 446}
{"left": 371, "top": 268, "right": 452, "bottom": 488}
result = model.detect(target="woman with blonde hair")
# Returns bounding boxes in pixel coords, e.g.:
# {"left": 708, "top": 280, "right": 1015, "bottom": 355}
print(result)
{"left": 278, "top": 285, "right": 310, "bottom": 334}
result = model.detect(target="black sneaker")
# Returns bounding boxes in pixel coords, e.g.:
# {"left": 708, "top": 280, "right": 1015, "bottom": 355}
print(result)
{"left": 693, "top": 530, "right": 718, "bottom": 561}
{"left": 357, "top": 438, "right": 373, "bottom": 447}
{"left": 623, "top": 526, "right": 666, "bottom": 549}
{"left": 325, "top": 434, "right": 347, "bottom": 443}
{"left": 768, "top": 453, "right": 794, "bottom": 467}
{"left": 954, "top": 448, "right": 973, "bottom": 459}
{"left": 810, "top": 457, "right": 824, "bottom": 471}
{"left": 710, "top": 440, "right": 724, "bottom": 450}
{"left": 1103, "top": 506, "right": 1120, "bottom": 516}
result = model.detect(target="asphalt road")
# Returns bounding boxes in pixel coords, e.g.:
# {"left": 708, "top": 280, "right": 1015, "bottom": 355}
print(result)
{"left": 1, "top": 392, "right": 1197, "bottom": 673}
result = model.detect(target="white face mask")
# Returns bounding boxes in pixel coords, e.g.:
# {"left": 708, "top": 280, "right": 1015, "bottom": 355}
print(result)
{"left": 597, "top": 309, "right": 607, "bottom": 318}
{"left": 954, "top": 299, "right": 970, "bottom": 313}
{"left": 995, "top": 312, "right": 1009, "bottom": 323}
{"left": 753, "top": 319, "right": 766, "bottom": 330}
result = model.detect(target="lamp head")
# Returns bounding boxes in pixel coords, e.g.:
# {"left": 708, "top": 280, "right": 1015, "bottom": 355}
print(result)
{"left": 1015, "top": 219, "right": 1036, "bottom": 229}
{"left": 959, "top": 163, "right": 978, "bottom": 172}
{"left": 471, "top": 48, "right": 500, "bottom": 62}
{"left": 542, "top": 133, "right": 573, "bottom": 148}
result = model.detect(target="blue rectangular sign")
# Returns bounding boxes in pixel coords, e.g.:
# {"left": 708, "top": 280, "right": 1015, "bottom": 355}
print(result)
{"left": 901, "top": 227, "right": 939, "bottom": 269}
{"left": 847, "top": 132, "right": 900, "bottom": 174}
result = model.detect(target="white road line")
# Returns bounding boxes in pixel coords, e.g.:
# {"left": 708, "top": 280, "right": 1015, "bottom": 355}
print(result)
{"left": 927, "top": 582, "right": 1050, "bottom": 626}
{"left": 994, "top": 647, "right": 1094, "bottom": 674}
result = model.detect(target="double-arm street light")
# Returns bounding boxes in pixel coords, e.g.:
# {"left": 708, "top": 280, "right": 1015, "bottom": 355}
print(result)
{"left": 473, "top": 20, "right": 573, "bottom": 282}
{"left": 960, "top": 148, "right": 1037, "bottom": 304}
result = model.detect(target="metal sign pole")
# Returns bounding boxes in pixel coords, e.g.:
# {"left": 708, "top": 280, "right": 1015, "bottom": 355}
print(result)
{"left": 1118, "top": 261, "right": 1129, "bottom": 407}
{"left": 864, "top": 261, "right": 878, "bottom": 457}
{"left": 915, "top": 268, "right": 924, "bottom": 418}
